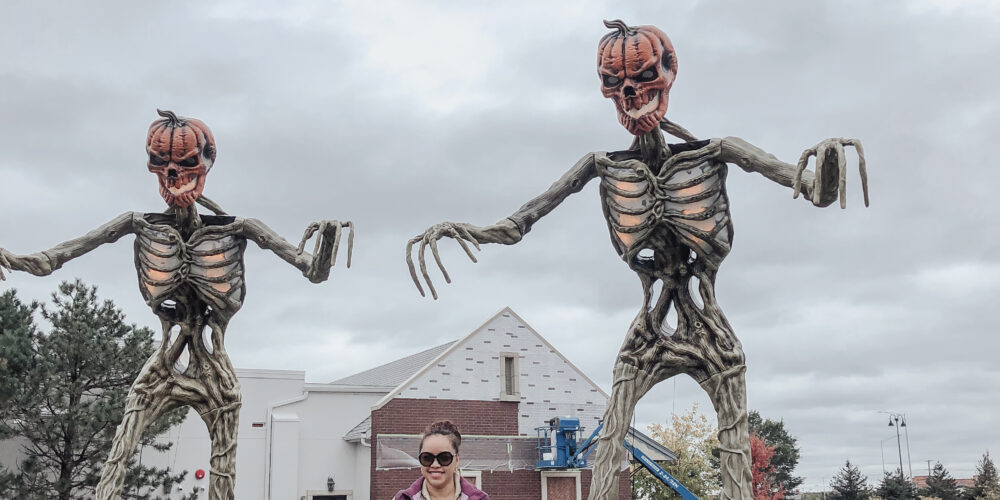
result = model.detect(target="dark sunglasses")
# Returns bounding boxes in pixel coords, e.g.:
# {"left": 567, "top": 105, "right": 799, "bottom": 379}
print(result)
{"left": 418, "top": 451, "right": 454, "bottom": 467}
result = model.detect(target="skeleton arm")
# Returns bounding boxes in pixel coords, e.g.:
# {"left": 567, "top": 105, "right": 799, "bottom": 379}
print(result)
{"left": 0, "top": 212, "right": 136, "bottom": 280}
{"left": 719, "top": 136, "right": 869, "bottom": 208}
{"left": 407, "top": 153, "right": 598, "bottom": 299}
{"left": 242, "top": 218, "right": 353, "bottom": 284}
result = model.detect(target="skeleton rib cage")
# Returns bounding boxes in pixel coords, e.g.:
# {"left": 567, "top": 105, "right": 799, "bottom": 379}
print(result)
{"left": 596, "top": 140, "right": 734, "bottom": 272}
{"left": 134, "top": 214, "right": 247, "bottom": 317}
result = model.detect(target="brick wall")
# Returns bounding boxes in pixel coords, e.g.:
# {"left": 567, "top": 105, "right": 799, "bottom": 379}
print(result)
{"left": 375, "top": 467, "right": 631, "bottom": 499}
{"left": 372, "top": 398, "right": 519, "bottom": 498}
{"left": 371, "top": 398, "right": 631, "bottom": 498}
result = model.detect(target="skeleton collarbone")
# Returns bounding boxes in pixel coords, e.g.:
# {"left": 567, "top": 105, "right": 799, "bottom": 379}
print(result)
{"left": 597, "top": 138, "right": 733, "bottom": 271}
{"left": 134, "top": 213, "right": 247, "bottom": 317}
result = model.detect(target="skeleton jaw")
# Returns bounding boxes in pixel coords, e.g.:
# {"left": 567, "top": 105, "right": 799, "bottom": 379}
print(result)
{"left": 625, "top": 93, "right": 660, "bottom": 119}
{"left": 616, "top": 90, "right": 667, "bottom": 136}
{"left": 167, "top": 176, "right": 199, "bottom": 196}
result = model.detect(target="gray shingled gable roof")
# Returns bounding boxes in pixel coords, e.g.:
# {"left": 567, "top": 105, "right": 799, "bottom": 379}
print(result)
{"left": 329, "top": 341, "right": 456, "bottom": 389}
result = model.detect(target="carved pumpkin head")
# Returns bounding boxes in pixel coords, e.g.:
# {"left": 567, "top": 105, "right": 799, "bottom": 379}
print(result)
{"left": 146, "top": 109, "right": 216, "bottom": 208}
{"left": 597, "top": 20, "right": 677, "bottom": 136}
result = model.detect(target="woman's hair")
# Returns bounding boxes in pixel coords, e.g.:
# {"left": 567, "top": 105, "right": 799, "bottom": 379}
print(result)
{"left": 420, "top": 420, "right": 462, "bottom": 454}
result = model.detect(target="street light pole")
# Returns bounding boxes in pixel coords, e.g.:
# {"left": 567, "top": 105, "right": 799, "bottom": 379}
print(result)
{"left": 884, "top": 413, "right": 908, "bottom": 478}
{"left": 880, "top": 411, "right": 909, "bottom": 477}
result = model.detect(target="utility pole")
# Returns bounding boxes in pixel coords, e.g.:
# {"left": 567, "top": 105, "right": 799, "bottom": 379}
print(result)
{"left": 927, "top": 460, "right": 932, "bottom": 477}
{"left": 904, "top": 416, "right": 913, "bottom": 478}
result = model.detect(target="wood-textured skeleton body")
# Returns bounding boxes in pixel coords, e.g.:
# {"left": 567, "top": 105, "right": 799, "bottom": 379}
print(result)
{"left": 2, "top": 205, "right": 353, "bottom": 500}
{"left": 406, "top": 122, "right": 866, "bottom": 500}
{"left": 98, "top": 213, "right": 249, "bottom": 499}
{"left": 589, "top": 138, "right": 752, "bottom": 499}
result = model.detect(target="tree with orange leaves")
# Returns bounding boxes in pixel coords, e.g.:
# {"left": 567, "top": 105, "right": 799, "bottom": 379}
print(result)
{"left": 751, "top": 434, "right": 786, "bottom": 500}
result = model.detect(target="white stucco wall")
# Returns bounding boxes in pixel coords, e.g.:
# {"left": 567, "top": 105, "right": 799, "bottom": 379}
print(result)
{"left": 270, "top": 388, "right": 382, "bottom": 500}
{"left": 141, "top": 368, "right": 307, "bottom": 499}
{"left": 394, "top": 309, "right": 607, "bottom": 436}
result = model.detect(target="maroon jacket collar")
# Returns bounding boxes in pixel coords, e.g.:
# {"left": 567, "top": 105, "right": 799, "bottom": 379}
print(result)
{"left": 395, "top": 476, "right": 489, "bottom": 500}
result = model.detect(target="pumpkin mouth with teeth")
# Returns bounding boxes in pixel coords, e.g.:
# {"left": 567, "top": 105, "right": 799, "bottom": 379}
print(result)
{"left": 146, "top": 109, "right": 216, "bottom": 208}
{"left": 598, "top": 20, "right": 677, "bottom": 136}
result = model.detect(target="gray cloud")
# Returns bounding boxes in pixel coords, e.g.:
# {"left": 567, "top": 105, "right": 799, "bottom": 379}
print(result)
{"left": 2, "top": 0, "right": 997, "bottom": 491}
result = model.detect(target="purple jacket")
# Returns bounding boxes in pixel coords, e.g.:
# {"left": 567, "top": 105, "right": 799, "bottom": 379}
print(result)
{"left": 393, "top": 476, "right": 489, "bottom": 500}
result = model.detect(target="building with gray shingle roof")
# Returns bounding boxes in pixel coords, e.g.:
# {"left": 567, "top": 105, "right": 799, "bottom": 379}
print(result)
{"left": 329, "top": 341, "right": 456, "bottom": 390}
{"left": 110, "top": 307, "right": 678, "bottom": 500}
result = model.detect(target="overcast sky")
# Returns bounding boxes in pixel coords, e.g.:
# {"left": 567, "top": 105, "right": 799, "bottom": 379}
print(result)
{"left": 2, "top": 0, "right": 998, "bottom": 492}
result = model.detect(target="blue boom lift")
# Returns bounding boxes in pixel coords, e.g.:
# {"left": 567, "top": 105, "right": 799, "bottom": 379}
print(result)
{"left": 535, "top": 417, "right": 699, "bottom": 500}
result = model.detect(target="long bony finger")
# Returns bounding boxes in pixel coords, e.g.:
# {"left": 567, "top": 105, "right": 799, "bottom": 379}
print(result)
{"left": 849, "top": 139, "right": 870, "bottom": 207}
{"left": 297, "top": 224, "right": 319, "bottom": 255}
{"left": 313, "top": 221, "right": 328, "bottom": 261}
{"left": 454, "top": 227, "right": 481, "bottom": 260}
{"left": 406, "top": 237, "right": 427, "bottom": 297}
{"left": 345, "top": 222, "right": 354, "bottom": 268}
{"left": 834, "top": 141, "right": 847, "bottom": 209}
{"left": 793, "top": 149, "right": 813, "bottom": 200}
{"left": 417, "top": 238, "right": 439, "bottom": 300}
{"left": 813, "top": 145, "right": 827, "bottom": 205}
{"left": 329, "top": 222, "right": 343, "bottom": 268}
{"left": 428, "top": 237, "right": 451, "bottom": 284}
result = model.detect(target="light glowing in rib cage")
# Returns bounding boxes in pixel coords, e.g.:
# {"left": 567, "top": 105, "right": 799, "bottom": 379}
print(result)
{"left": 134, "top": 216, "right": 247, "bottom": 314}
{"left": 597, "top": 145, "right": 732, "bottom": 271}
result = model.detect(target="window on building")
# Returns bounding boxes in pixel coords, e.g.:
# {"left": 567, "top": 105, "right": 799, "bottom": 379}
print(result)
{"left": 500, "top": 352, "right": 519, "bottom": 401}
{"left": 462, "top": 470, "right": 482, "bottom": 488}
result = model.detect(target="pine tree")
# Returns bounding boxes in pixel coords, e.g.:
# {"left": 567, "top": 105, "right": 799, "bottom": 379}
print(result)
{"left": 876, "top": 470, "right": 918, "bottom": 500}
{"left": 828, "top": 460, "right": 871, "bottom": 500}
{"left": 967, "top": 452, "right": 1000, "bottom": 500}
{"left": 0, "top": 280, "right": 194, "bottom": 499}
{"left": 748, "top": 411, "right": 804, "bottom": 496}
{"left": 0, "top": 289, "right": 37, "bottom": 414}
{"left": 922, "top": 462, "right": 961, "bottom": 500}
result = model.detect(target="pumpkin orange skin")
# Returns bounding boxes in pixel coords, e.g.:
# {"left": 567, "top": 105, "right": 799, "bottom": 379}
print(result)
{"left": 597, "top": 23, "right": 677, "bottom": 136}
{"left": 145, "top": 110, "right": 216, "bottom": 208}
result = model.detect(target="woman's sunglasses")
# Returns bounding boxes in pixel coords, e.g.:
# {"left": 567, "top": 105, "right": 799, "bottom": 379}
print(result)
{"left": 418, "top": 451, "right": 455, "bottom": 467}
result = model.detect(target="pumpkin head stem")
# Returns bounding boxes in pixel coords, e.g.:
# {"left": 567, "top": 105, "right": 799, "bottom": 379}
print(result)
{"left": 603, "top": 19, "right": 633, "bottom": 36}
{"left": 156, "top": 108, "right": 186, "bottom": 126}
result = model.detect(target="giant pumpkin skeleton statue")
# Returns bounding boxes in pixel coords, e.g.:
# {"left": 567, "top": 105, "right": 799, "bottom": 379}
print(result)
{"left": 407, "top": 20, "right": 869, "bottom": 500}
{"left": 0, "top": 110, "right": 353, "bottom": 500}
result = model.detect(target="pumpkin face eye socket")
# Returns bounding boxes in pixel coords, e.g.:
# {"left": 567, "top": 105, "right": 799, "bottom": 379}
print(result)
{"left": 635, "top": 68, "right": 658, "bottom": 82}
{"left": 178, "top": 156, "right": 200, "bottom": 168}
{"left": 602, "top": 74, "right": 622, "bottom": 87}
{"left": 149, "top": 155, "right": 166, "bottom": 167}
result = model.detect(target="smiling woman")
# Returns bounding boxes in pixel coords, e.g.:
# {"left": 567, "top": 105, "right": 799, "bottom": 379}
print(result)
{"left": 394, "top": 421, "right": 489, "bottom": 500}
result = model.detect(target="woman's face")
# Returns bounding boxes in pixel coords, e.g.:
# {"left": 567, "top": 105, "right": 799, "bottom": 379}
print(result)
{"left": 420, "top": 434, "right": 459, "bottom": 491}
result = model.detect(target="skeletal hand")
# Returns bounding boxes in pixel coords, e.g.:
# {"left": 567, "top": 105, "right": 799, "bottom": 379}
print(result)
{"left": 0, "top": 248, "right": 11, "bottom": 281}
{"left": 406, "top": 222, "right": 482, "bottom": 300}
{"left": 793, "top": 138, "right": 869, "bottom": 208}
{"left": 297, "top": 220, "right": 354, "bottom": 276}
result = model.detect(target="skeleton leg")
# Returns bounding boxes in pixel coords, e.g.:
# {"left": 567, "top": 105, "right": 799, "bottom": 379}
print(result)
{"left": 589, "top": 271, "right": 753, "bottom": 500}
{"left": 97, "top": 321, "right": 241, "bottom": 500}
{"left": 589, "top": 295, "right": 676, "bottom": 500}
{"left": 96, "top": 341, "right": 184, "bottom": 499}
{"left": 701, "top": 365, "right": 752, "bottom": 500}
{"left": 589, "top": 353, "right": 664, "bottom": 499}
{"left": 190, "top": 325, "right": 241, "bottom": 500}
